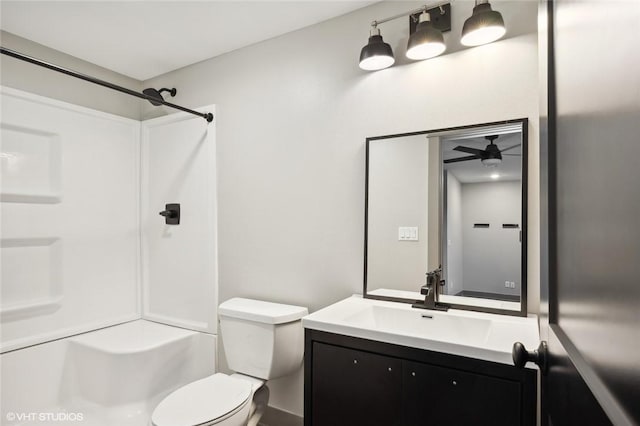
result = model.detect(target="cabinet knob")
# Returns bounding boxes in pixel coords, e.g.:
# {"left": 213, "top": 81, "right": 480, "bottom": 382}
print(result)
{"left": 411, "top": 372, "right": 416, "bottom": 377}
{"left": 388, "top": 367, "right": 392, "bottom": 372}
{"left": 353, "top": 359, "right": 358, "bottom": 364}
{"left": 452, "top": 380, "right": 457, "bottom": 386}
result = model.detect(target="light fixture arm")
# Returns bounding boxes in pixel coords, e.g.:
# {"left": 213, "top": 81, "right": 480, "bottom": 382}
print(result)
{"left": 369, "top": 1, "right": 448, "bottom": 28}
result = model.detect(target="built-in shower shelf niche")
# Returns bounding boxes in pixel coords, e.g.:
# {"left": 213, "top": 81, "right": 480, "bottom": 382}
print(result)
{"left": 0, "top": 123, "right": 62, "bottom": 203}
{"left": 0, "top": 238, "right": 63, "bottom": 321}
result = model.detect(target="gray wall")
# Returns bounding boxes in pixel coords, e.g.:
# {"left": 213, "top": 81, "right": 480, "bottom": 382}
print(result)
{"left": 367, "top": 134, "right": 429, "bottom": 293}
{"left": 0, "top": 31, "right": 142, "bottom": 119}
{"left": 461, "top": 180, "right": 522, "bottom": 296}
{"left": 427, "top": 137, "right": 441, "bottom": 272}
{"left": 142, "top": 0, "right": 539, "bottom": 416}
{"left": 445, "top": 171, "right": 464, "bottom": 296}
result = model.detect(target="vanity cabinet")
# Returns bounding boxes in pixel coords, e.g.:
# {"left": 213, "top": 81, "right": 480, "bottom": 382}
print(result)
{"left": 304, "top": 330, "right": 536, "bottom": 426}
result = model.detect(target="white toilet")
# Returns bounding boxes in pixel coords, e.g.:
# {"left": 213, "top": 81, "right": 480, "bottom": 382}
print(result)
{"left": 151, "top": 298, "right": 308, "bottom": 426}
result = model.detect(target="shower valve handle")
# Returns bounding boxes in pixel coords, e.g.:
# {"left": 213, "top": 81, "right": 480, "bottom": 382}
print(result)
{"left": 159, "top": 203, "right": 180, "bottom": 225}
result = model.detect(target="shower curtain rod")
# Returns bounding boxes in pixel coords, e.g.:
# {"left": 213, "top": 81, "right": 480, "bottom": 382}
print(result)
{"left": 0, "top": 47, "right": 213, "bottom": 123}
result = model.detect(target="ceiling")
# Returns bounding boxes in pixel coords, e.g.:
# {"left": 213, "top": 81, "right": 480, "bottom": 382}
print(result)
{"left": 0, "top": 1, "right": 376, "bottom": 80}
{"left": 443, "top": 132, "right": 522, "bottom": 183}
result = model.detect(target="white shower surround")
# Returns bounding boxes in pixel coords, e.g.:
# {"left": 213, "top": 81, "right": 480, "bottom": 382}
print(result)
{"left": 141, "top": 110, "right": 218, "bottom": 334}
{"left": 1, "top": 87, "right": 141, "bottom": 352}
{"left": 0, "top": 87, "right": 219, "bottom": 423}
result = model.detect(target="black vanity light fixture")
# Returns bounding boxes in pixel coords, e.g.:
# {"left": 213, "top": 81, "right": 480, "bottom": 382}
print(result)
{"left": 359, "top": 1, "right": 505, "bottom": 71}
{"left": 461, "top": 0, "right": 506, "bottom": 47}
{"left": 406, "top": 10, "right": 446, "bottom": 60}
{"left": 359, "top": 27, "right": 395, "bottom": 71}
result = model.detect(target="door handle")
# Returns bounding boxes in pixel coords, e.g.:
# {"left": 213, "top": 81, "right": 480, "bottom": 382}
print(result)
{"left": 512, "top": 341, "right": 548, "bottom": 374}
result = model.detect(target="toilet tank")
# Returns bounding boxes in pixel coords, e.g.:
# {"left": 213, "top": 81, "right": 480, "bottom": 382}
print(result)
{"left": 219, "top": 298, "right": 308, "bottom": 380}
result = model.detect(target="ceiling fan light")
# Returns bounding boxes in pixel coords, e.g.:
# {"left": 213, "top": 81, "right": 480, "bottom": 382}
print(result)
{"left": 482, "top": 158, "right": 501, "bottom": 167}
{"left": 406, "top": 12, "right": 446, "bottom": 60}
{"left": 359, "top": 28, "right": 395, "bottom": 71}
{"left": 461, "top": 1, "right": 506, "bottom": 47}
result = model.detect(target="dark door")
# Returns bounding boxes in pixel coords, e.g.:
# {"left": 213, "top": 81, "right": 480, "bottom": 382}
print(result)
{"left": 539, "top": 1, "right": 640, "bottom": 425}
{"left": 310, "top": 342, "right": 402, "bottom": 426}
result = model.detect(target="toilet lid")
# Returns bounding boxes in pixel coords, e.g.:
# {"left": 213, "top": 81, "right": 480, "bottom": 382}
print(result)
{"left": 152, "top": 374, "right": 252, "bottom": 426}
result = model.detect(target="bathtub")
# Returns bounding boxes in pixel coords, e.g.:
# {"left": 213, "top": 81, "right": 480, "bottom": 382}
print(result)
{"left": 1, "top": 320, "right": 216, "bottom": 426}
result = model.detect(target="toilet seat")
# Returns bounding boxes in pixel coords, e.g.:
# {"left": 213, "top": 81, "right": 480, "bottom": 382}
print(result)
{"left": 151, "top": 373, "right": 252, "bottom": 426}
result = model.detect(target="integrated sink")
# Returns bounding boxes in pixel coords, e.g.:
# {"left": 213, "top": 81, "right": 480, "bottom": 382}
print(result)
{"left": 343, "top": 305, "right": 492, "bottom": 347}
{"left": 303, "top": 296, "right": 540, "bottom": 365}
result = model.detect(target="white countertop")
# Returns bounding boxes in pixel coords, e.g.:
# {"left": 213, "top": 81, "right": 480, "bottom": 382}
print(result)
{"left": 303, "top": 296, "right": 540, "bottom": 367}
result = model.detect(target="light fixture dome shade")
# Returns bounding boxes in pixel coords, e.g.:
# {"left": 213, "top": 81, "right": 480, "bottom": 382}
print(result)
{"left": 482, "top": 158, "right": 501, "bottom": 167}
{"left": 406, "top": 21, "right": 446, "bottom": 60}
{"left": 359, "top": 34, "right": 395, "bottom": 71}
{"left": 461, "top": 2, "right": 506, "bottom": 47}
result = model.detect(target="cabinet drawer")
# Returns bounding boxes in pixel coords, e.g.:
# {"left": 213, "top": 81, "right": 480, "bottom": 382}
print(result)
{"left": 403, "top": 360, "right": 521, "bottom": 426}
{"left": 311, "top": 342, "right": 402, "bottom": 426}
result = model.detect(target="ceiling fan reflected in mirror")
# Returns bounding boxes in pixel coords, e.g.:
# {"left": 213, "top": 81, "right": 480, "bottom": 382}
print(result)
{"left": 444, "top": 135, "right": 520, "bottom": 167}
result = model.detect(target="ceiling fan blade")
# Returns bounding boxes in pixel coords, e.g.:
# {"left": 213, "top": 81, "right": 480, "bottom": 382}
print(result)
{"left": 453, "top": 146, "right": 485, "bottom": 155}
{"left": 499, "top": 144, "right": 520, "bottom": 153}
{"left": 503, "top": 153, "right": 521, "bottom": 156}
{"left": 444, "top": 155, "right": 480, "bottom": 164}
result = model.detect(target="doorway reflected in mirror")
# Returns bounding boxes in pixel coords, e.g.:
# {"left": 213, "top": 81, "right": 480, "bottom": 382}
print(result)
{"left": 441, "top": 130, "right": 522, "bottom": 304}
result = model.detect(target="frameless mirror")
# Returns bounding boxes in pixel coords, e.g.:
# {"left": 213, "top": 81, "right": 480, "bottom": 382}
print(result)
{"left": 364, "top": 119, "right": 527, "bottom": 316}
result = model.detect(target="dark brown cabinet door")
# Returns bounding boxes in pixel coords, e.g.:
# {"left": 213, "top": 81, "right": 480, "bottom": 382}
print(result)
{"left": 311, "top": 342, "right": 402, "bottom": 426}
{"left": 402, "top": 360, "right": 522, "bottom": 426}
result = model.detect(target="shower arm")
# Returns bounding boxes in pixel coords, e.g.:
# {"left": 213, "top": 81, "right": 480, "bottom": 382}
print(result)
{"left": 158, "top": 88, "right": 177, "bottom": 97}
{"left": 0, "top": 46, "right": 213, "bottom": 123}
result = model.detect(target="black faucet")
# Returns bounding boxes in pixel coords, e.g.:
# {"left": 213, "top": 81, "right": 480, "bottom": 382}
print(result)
{"left": 412, "top": 266, "right": 449, "bottom": 311}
